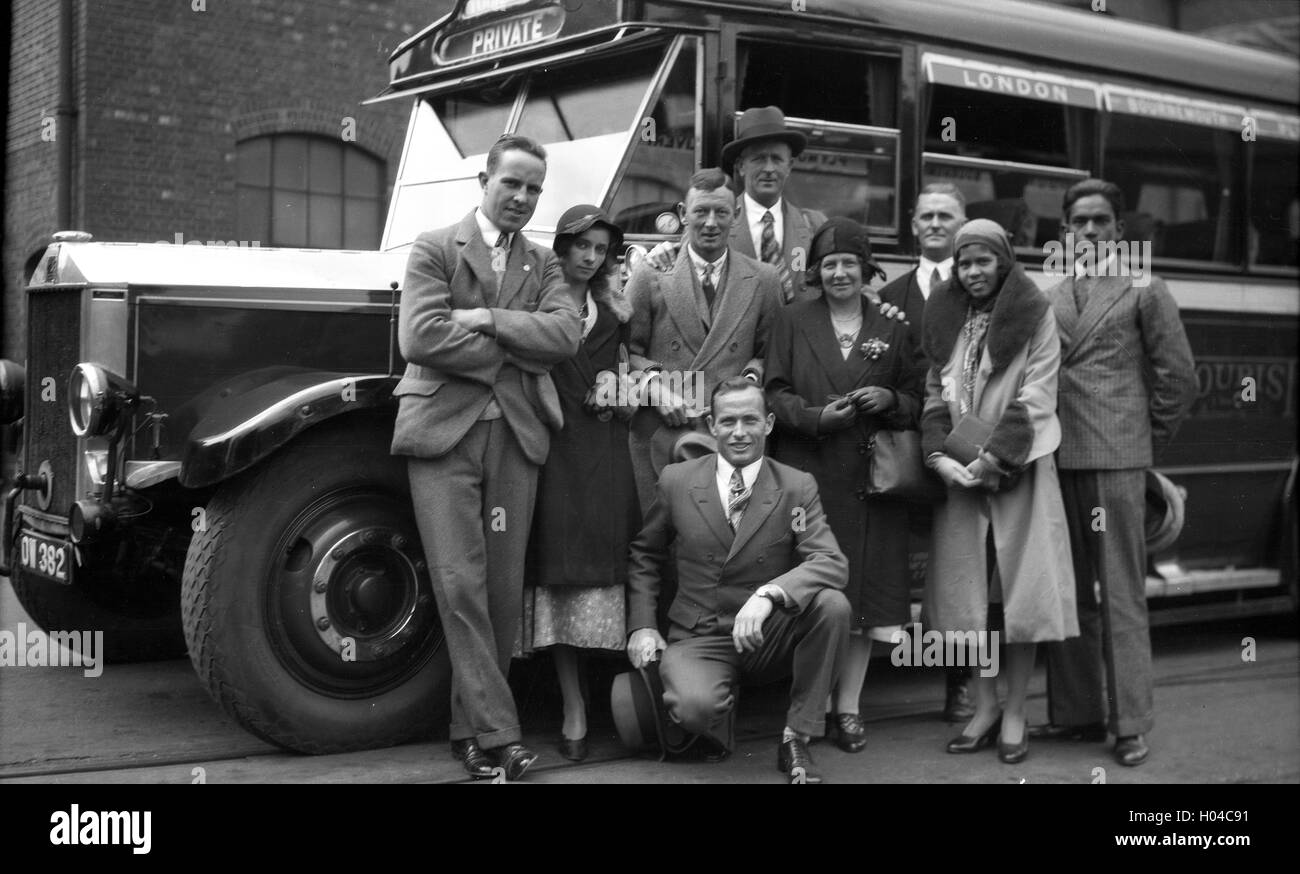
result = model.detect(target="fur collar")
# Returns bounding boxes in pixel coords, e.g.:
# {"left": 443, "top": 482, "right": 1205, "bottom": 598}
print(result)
{"left": 922, "top": 265, "right": 1048, "bottom": 373}
{"left": 591, "top": 278, "right": 633, "bottom": 324}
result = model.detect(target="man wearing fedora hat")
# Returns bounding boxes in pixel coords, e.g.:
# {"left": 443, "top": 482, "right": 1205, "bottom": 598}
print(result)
{"left": 624, "top": 166, "right": 782, "bottom": 513}
{"left": 646, "top": 106, "right": 827, "bottom": 305}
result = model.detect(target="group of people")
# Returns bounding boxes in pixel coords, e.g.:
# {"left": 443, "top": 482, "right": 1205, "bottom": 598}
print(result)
{"left": 390, "top": 105, "right": 1198, "bottom": 783}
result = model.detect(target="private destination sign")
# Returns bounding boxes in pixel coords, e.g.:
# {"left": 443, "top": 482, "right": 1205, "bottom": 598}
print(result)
{"left": 438, "top": 4, "right": 565, "bottom": 64}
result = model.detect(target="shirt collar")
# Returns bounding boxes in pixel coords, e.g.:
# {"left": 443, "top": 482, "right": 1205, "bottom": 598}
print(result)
{"left": 687, "top": 244, "right": 728, "bottom": 275}
{"left": 1075, "top": 250, "right": 1118, "bottom": 278}
{"left": 716, "top": 454, "right": 763, "bottom": 491}
{"left": 918, "top": 255, "right": 952, "bottom": 281}
{"left": 743, "top": 192, "right": 783, "bottom": 226}
{"left": 475, "top": 207, "right": 512, "bottom": 249}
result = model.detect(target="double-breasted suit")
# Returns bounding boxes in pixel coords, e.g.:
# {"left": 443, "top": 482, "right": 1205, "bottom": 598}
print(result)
{"left": 764, "top": 296, "right": 925, "bottom": 630}
{"left": 731, "top": 196, "right": 827, "bottom": 305}
{"left": 624, "top": 246, "right": 782, "bottom": 510}
{"left": 392, "top": 210, "right": 580, "bottom": 748}
{"left": 627, "top": 455, "right": 850, "bottom": 742}
{"left": 1042, "top": 272, "right": 1196, "bottom": 737}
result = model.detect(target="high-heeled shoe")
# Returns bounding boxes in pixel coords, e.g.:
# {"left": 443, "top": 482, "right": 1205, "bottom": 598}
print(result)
{"left": 998, "top": 734, "right": 1029, "bottom": 764}
{"left": 946, "top": 715, "right": 1002, "bottom": 754}
{"left": 557, "top": 735, "right": 588, "bottom": 762}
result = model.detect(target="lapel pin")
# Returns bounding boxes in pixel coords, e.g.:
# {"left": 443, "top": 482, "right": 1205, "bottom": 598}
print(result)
{"left": 523, "top": 264, "right": 530, "bottom": 272}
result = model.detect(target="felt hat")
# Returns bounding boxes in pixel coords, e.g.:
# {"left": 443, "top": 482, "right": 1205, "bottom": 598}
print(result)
{"left": 610, "top": 662, "right": 693, "bottom": 759}
{"left": 720, "top": 106, "right": 807, "bottom": 170}
{"left": 805, "top": 216, "right": 886, "bottom": 286}
{"left": 649, "top": 425, "right": 718, "bottom": 474}
{"left": 1145, "top": 469, "right": 1187, "bottom": 554}
{"left": 553, "top": 203, "right": 624, "bottom": 254}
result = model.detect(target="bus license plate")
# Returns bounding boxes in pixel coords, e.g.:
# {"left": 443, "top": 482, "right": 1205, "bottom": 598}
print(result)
{"left": 18, "top": 532, "right": 72, "bottom": 584}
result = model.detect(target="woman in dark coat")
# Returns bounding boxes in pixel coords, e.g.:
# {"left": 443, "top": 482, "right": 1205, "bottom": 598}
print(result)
{"left": 765, "top": 217, "right": 925, "bottom": 753}
{"left": 517, "top": 205, "right": 640, "bottom": 762}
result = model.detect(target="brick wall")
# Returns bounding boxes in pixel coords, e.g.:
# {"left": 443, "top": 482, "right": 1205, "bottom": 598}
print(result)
{"left": 3, "top": 0, "right": 429, "bottom": 361}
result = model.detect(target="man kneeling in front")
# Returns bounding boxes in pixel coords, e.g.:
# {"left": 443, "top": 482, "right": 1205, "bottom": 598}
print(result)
{"left": 626, "top": 377, "right": 850, "bottom": 782}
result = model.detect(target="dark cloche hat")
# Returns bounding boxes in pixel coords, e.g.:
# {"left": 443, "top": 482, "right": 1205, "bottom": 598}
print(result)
{"left": 553, "top": 203, "right": 624, "bottom": 253}
{"left": 806, "top": 216, "right": 886, "bottom": 285}
{"left": 720, "top": 106, "right": 808, "bottom": 170}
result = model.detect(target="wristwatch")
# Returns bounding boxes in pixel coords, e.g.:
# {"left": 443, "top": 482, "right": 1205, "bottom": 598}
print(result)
{"left": 757, "top": 588, "right": 783, "bottom": 608}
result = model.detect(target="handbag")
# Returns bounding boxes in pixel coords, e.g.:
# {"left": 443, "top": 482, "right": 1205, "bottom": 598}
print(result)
{"left": 867, "top": 428, "right": 945, "bottom": 503}
{"left": 942, "top": 413, "right": 994, "bottom": 466}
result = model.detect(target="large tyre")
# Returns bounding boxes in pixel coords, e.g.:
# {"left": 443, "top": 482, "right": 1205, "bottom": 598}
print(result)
{"left": 9, "top": 532, "right": 186, "bottom": 663}
{"left": 181, "top": 415, "right": 450, "bottom": 753}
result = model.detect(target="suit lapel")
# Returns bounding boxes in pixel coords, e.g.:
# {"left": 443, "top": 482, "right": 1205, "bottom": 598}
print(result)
{"left": 799, "top": 297, "right": 856, "bottom": 394}
{"left": 730, "top": 199, "right": 757, "bottom": 258}
{"left": 1071, "top": 275, "right": 1128, "bottom": 356}
{"left": 727, "top": 460, "right": 781, "bottom": 562}
{"left": 689, "top": 458, "right": 733, "bottom": 549}
{"left": 784, "top": 200, "right": 813, "bottom": 267}
{"left": 694, "top": 251, "right": 752, "bottom": 368}
{"left": 454, "top": 215, "right": 497, "bottom": 306}
{"left": 664, "top": 251, "right": 708, "bottom": 353}
{"left": 1048, "top": 277, "right": 1079, "bottom": 358}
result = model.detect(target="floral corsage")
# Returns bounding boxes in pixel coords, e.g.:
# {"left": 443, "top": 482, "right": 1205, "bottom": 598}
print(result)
{"left": 860, "top": 337, "right": 890, "bottom": 360}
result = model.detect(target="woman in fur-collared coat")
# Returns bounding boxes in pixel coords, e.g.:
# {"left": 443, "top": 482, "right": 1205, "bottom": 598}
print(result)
{"left": 921, "top": 219, "right": 1078, "bottom": 764}
{"left": 516, "top": 205, "right": 641, "bottom": 762}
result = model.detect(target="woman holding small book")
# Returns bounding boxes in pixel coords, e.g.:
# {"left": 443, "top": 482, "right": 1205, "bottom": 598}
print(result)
{"left": 920, "top": 219, "right": 1078, "bottom": 764}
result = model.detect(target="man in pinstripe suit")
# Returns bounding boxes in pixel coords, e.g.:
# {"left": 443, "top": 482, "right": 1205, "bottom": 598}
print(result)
{"left": 1031, "top": 178, "right": 1197, "bottom": 767}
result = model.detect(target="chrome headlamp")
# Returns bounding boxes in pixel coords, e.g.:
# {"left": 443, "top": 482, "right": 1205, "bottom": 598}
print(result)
{"left": 68, "top": 363, "right": 140, "bottom": 440}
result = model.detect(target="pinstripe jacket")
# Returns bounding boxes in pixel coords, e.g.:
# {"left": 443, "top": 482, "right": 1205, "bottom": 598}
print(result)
{"left": 1046, "top": 273, "right": 1197, "bottom": 470}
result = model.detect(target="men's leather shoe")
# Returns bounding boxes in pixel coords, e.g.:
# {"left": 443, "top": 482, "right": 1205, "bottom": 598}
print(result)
{"left": 1027, "top": 721, "right": 1107, "bottom": 742}
{"left": 1114, "top": 734, "right": 1149, "bottom": 767}
{"left": 946, "top": 716, "right": 1001, "bottom": 754}
{"left": 494, "top": 743, "right": 539, "bottom": 781}
{"left": 943, "top": 674, "right": 976, "bottom": 723}
{"left": 450, "top": 738, "right": 495, "bottom": 780}
{"left": 829, "top": 713, "right": 867, "bottom": 753}
{"left": 557, "top": 736, "right": 588, "bottom": 762}
{"left": 777, "top": 736, "right": 822, "bottom": 783}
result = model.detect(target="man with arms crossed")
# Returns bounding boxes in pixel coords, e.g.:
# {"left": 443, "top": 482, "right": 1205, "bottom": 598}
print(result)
{"left": 391, "top": 134, "right": 581, "bottom": 781}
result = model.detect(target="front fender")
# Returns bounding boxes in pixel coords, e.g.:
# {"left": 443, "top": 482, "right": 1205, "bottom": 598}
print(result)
{"left": 179, "top": 372, "right": 397, "bottom": 488}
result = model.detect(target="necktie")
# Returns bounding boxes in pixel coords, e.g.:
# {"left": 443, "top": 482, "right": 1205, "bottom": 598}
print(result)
{"left": 1073, "top": 275, "right": 1091, "bottom": 314}
{"left": 928, "top": 267, "right": 942, "bottom": 294}
{"left": 492, "top": 232, "right": 508, "bottom": 277}
{"left": 702, "top": 262, "right": 716, "bottom": 311}
{"left": 727, "top": 468, "right": 750, "bottom": 532}
{"left": 760, "top": 211, "right": 780, "bottom": 266}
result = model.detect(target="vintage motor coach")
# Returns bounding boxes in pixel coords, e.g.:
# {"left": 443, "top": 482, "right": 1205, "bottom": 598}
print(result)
{"left": 2, "top": 0, "right": 1296, "bottom": 753}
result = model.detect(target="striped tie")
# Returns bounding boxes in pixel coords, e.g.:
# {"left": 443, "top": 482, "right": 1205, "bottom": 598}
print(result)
{"left": 492, "top": 232, "right": 508, "bottom": 277}
{"left": 760, "top": 211, "right": 780, "bottom": 266}
{"left": 727, "top": 468, "right": 750, "bottom": 531}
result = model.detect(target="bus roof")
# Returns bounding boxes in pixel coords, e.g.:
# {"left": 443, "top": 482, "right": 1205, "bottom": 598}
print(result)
{"left": 676, "top": 0, "right": 1298, "bottom": 105}
{"left": 387, "top": 0, "right": 1297, "bottom": 107}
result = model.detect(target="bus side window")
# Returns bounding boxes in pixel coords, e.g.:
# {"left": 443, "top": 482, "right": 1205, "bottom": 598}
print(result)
{"left": 607, "top": 39, "right": 700, "bottom": 237}
{"left": 923, "top": 85, "right": 1093, "bottom": 251}
{"left": 733, "top": 39, "right": 902, "bottom": 235}
{"left": 1103, "top": 115, "right": 1241, "bottom": 266}
{"left": 1248, "top": 138, "right": 1299, "bottom": 268}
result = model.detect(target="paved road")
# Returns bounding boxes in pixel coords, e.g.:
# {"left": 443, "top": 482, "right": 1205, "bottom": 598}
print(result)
{"left": 1, "top": 578, "right": 1295, "bottom": 784}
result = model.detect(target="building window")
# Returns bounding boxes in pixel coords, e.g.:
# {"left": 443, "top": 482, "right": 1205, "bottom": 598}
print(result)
{"left": 237, "top": 135, "right": 385, "bottom": 249}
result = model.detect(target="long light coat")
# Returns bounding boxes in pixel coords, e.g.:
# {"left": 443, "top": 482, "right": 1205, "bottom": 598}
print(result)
{"left": 919, "top": 268, "right": 1078, "bottom": 643}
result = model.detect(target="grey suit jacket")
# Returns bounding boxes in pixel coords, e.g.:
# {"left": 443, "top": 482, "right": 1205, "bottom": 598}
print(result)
{"left": 730, "top": 197, "right": 827, "bottom": 305}
{"left": 624, "top": 245, "right": 781, "bottom": 417}
{"left": 1046, "top": 273, "right": 1197, "bottom": 470}
{"left": 627, "top": 455, "right": 848, "bottom": 636}
{"left": 390, "top": 211, "right": 581, "bottom": 466}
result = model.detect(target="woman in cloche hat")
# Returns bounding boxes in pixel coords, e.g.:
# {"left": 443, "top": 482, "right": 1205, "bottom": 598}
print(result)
{"left": 517, "top": 205, "right": 640, "bottom": 762}
{"left": 764, "top": 217, "right": 924, "bottom": 755}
